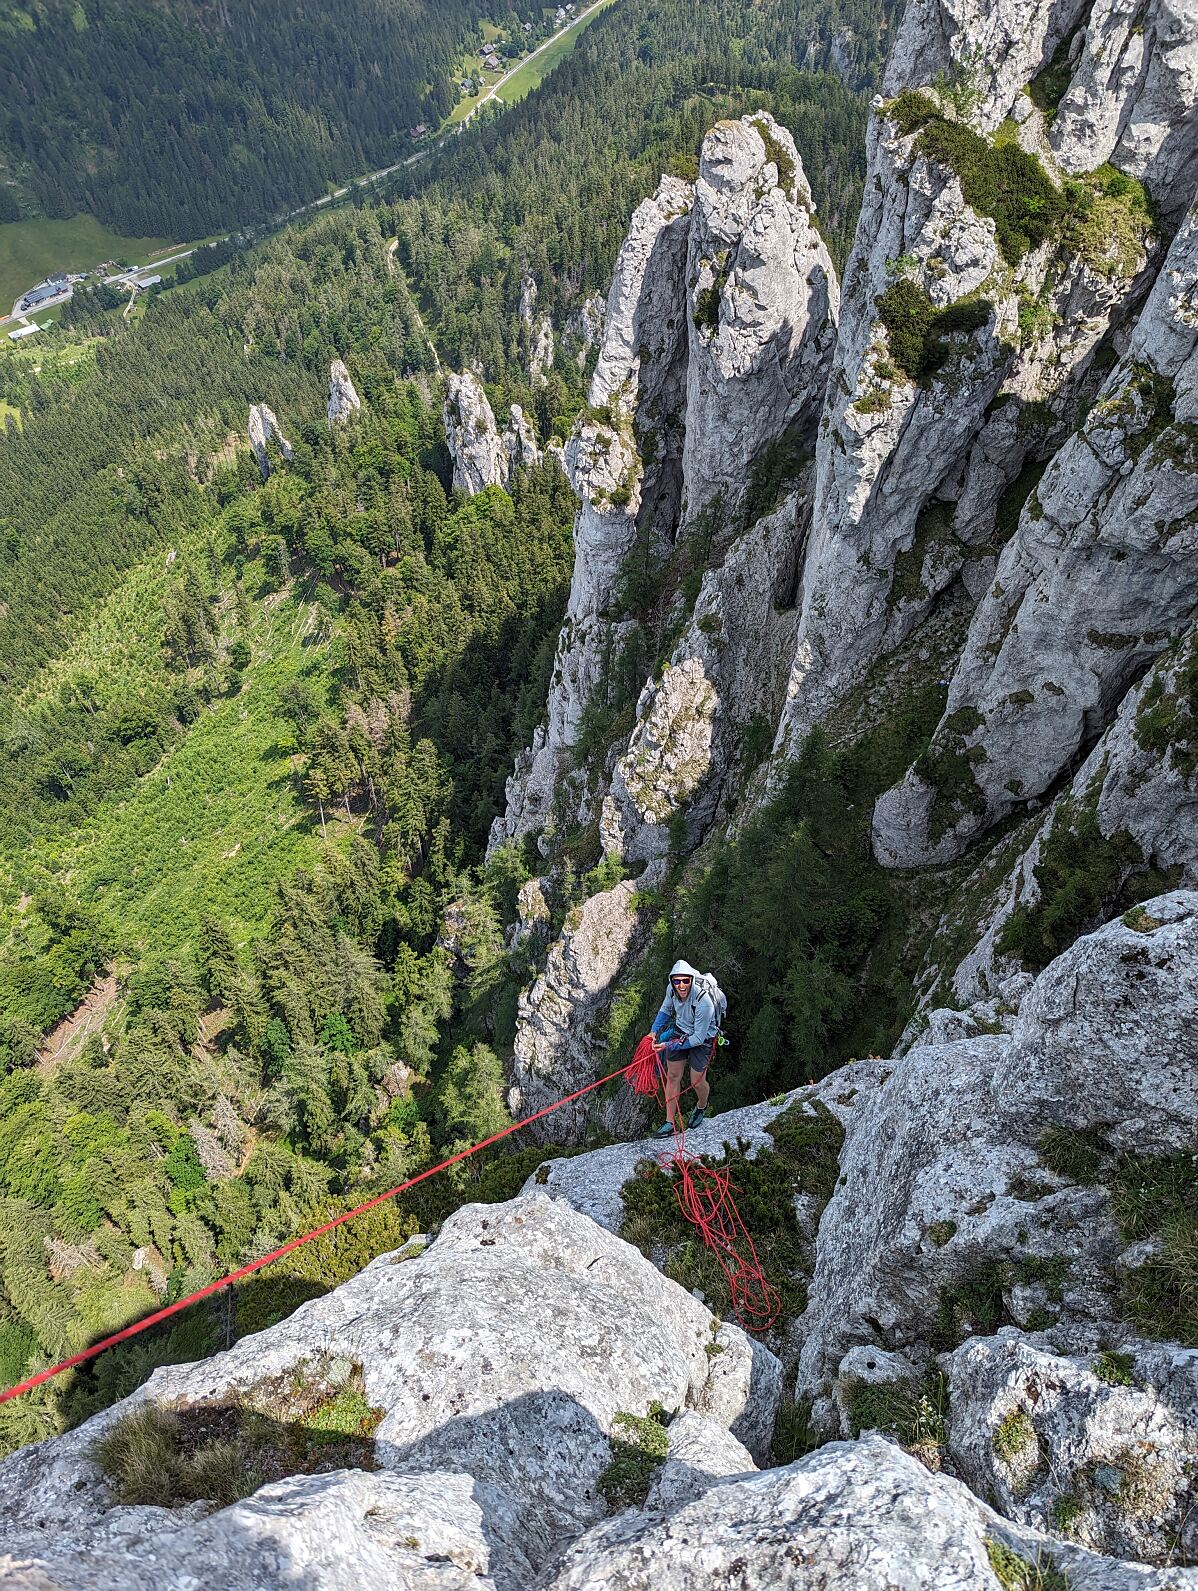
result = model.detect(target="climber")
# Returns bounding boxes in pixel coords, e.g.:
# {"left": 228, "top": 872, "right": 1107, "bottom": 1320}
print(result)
{"left": 650, "top": 959, "right": 724, "bottom": 1137}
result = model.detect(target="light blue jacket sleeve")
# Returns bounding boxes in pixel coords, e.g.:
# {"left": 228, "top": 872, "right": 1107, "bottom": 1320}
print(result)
{"left": 651, "top": 992, "right": 673, "bottom": 1037}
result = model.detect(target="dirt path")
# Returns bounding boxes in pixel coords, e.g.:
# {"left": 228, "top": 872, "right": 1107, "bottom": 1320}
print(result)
{"left": 37, "top": 970, "right": 119, "bottom": 1074}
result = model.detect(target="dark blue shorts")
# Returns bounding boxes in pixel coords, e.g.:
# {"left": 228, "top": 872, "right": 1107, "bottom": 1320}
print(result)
{"left": 662, "top": 1041, "right": 713, "bottom": 1074}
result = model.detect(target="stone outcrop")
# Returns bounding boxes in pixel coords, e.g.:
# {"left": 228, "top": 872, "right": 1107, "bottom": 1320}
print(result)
{"left": 247, "top": 403, "right": 293, "bottom": 480}
{"left": 945, "top": 1331, "right": 1198, "bottom": 1565}
{"left": 947, "top": 623, "right": 1198, "bottom": 1004}
{"left": 601, "top": 487, "right": 810, "bottom": 861}
{"left": 326, "top": 358, "right": 361, "bottom": 425}
{"left": 681, "top": 112, "right": 838, "bottom": 522}
{"left": 545, "top": 1435, "right": 1188, "bottom": 1590}
{"left": 442, "top": 374, "right": 546, "bottom": 495}
{"left": 490, "top": 175, "right": 695, "bottom": 849}
{"left": 494, "top": 115, "right": 840, "bottom": 856}
{"left": 564, "top": 292, "right": 605, "bottom": 369}
{"left": 443, "top": 371, "right": 508, "bottom": 495}
{"left": 796, "top": 892, "right": 1198, "bottom": 1416}
{"left": 0, "top": 1193, "right": 781, "bottom": 1590}
{"left": 509, "top": 872, "right": 661, "bottom": 1142}
{"left": 772, "top": 87, "right": 1157, "bottom": 762}
{"left": 873, "top": 197, "right": 1198, "bottom": 866}
{"left": 520, "top": 273, "right": 556, "bottom": 385}
{"left": 1045, "top": 0, "right": 1198, "bottom": 222}
{"left": 502, "top": 403, "right": 541, "bottom": 473}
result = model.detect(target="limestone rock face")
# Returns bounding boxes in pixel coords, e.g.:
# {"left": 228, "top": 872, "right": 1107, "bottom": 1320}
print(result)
{"left": 565, "top": 292, "right": 606, "bottom": 368}
{"left": 0, "top": 1192, "right": 781, "bottom": 1590}
{"left": 443, "top": 371, "right": 507, "bottom": 494}
{"left": 950, "top": 626, "right": 1198, "bottom": 1004}
{"left": 1048, "top": 0, "right": 1198, "bottom": 220}
{"left": 494, "top": 116, "right": 842, "bottom": 857}
{"left": 873, "top": 198, "right": 1198, "bottom": 866}
{"left": 602, "top": 488, "right": 809, "bottom": 861}
{"left": 247, "top": 403, "right": 293, "bottom": 480}
{"left": 520, "top": 273, "right": 556, "bottom": 386}
{"left": 773, "top": 92, "right": 1155, "bottom": 763}
{"left": 545, "top": 1435, "right": 1189, "bottom": 1591}
{"left": 326, "top": 358, "right": 361, "bottom": 425}
{"left": 490, "top": 177, "right": 695, "bottom": 851}
{"left": 681, "top": 113, "right": 838, "bottom": 522}
{"left": 509, "top": 873, "right": 661, "bottom": 1143}
{"left": 502, "top": 403, "right": 542, "bottom": 473}
{"left": 796, "top": 893, "right": 1198, "bottom": 1412}
{"left": 945, "top": 1332, "right": 1198, "bottom": 1565}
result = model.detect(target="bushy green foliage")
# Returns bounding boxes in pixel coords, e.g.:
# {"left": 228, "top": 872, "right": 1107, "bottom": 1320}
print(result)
{"left": 620, "top": 1098, "right": 844, "bottom": 1332}
{"left": 597, "top": 1406, "right": 671, "bottom": 1508}
{"left": 996, "top": 802, "right": 1177, "bottom": 970}
{"left": 1135, "top": 635, "right": 1198, "bottom": 781}
{"left": 841, "top": 1371, "right": 948, "bottom": 1459}
{"left": 914, "top": 117, "right": 1063, "bottom": 263}
{"left": 667, "top": 696, "right": 942, "bottom": 1106}
{"left": 875, "top": 279, "right": 991, "bottom": 384}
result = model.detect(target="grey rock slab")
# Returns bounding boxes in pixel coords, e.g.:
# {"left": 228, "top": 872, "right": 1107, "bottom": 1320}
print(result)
{"left": 0, "top": 1193, "right": 781, "bottom": 1588}
{"left": 945, "top": 1331, "right": 1198, "bottom": 1566}
{"left": 543, "top": 1433, "right": 1193, "bottom": 1589}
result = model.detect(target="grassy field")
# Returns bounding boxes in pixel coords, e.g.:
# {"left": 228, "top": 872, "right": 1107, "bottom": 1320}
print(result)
{"left": 495, "top": 0, "right": 617, "bottom": 104}
{"left": 0, "top": 214, "right": 172, "bottom": 310}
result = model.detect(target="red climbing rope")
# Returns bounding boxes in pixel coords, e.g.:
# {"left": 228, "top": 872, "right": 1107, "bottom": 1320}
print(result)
{"left": 628, "top": 1033, "right": 782, "bottom": 1334}
{"left": 0, "top": 1038, "right": 780, "bottom": 1408}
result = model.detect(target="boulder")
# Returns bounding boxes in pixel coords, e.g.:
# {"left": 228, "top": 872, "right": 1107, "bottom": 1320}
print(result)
{"left": 544, "top": 1434, "right": 1190, "bottom": 1589}
{"left": 945, "top": 1330, "right": 1198, "bottom": 1565}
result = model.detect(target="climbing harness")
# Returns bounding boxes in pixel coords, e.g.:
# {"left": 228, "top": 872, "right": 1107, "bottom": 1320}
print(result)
{"left": 0, "top": 1038, "right": 780, "bottom": 1409}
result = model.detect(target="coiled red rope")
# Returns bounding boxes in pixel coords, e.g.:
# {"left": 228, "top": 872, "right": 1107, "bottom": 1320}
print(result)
{"left": 627, "top": 1034, "right": 781, "bottom": 1333}
{"left": 0, "top": 1038, "right": 779, "bottom": 1408}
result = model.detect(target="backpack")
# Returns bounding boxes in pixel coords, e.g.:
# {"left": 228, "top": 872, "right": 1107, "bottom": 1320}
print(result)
{"left": 693, "top": 970, "right": 727, "bottom": 1037}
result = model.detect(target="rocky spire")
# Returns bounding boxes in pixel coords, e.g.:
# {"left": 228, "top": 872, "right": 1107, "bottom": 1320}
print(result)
{"left": 681, "top": 112, "right": 838, "bottom": 523}
{"left": 326, "top": 358, "right": 361, "bottom": 424}
{"left": 443, "top": 371, "right": 508, "bottom": 494}
{"left": 246, "top": 403, "right": 293, "bottom": 480}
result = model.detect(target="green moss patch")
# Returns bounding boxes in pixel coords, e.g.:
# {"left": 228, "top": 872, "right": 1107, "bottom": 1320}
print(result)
{"left": 1092, "top": 1349, "right": 1135, "bottom": 1386}
{"left": 597, "top": 1405, "right": 670, "bottom": 1508}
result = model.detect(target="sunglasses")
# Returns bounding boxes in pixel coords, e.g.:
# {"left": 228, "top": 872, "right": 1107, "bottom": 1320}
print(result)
{"left": 671, "top": 976, "right": 692, "bottom": 987}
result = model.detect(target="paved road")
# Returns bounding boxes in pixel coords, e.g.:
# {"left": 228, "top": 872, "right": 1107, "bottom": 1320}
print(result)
{"left": 4, "top": 0, "right": 613, "bottom": 323}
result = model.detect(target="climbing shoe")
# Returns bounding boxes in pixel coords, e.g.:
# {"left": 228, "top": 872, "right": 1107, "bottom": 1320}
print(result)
{"left": 687, "top": 1105, "right": 707, "bottom": 1129}
{"left": 653, "top": 1120, "right": 677, "bottom": 1139}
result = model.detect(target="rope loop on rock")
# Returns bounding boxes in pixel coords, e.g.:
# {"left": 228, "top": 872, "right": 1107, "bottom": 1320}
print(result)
{"left": 627, "top": 1034, "right": 781, "bottom": 1332}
